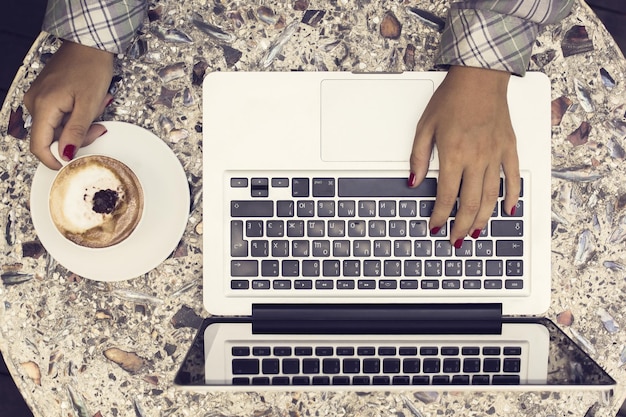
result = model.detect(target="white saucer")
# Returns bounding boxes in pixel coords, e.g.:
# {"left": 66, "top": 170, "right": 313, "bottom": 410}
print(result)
{"left": 30, "top": 121, "right": 190, "bottom": 281}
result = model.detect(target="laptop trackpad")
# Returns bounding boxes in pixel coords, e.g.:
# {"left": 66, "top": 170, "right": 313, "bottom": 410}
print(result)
{"left": 320, "top": 78, "right": 434, "bottom": 162}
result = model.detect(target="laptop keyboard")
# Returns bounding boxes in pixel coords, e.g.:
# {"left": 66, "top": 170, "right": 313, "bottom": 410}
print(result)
{"left": 229, "top": 342, "right": 523, "bottom": 386}
{"left": 228, "top": 173, "right": 526, "bottom": 295}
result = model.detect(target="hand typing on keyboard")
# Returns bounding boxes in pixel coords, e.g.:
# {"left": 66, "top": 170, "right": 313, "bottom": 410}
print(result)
{"left": 409, "top": 66, "right": 521, "bottom": 249}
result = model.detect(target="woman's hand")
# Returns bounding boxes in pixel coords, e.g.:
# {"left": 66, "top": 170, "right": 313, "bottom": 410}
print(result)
{"left": 24, "top": 41, "right": 114, "bottom": 169}
{"left": 409, "top": 65, "right": 520, "bottom": 248}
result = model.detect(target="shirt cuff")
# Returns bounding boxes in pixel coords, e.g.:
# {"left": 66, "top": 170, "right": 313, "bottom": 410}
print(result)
{"left": 43, "top": 0, "right": 147, "bottom": 55}
{"left": 435, "top": 8, "right": 539, "bottom": 76}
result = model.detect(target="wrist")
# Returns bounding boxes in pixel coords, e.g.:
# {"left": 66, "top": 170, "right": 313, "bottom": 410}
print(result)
{"left": 60, "top": 40, "right": 115, "bottom": 67}
{"left": 447, "top": 65, "right": 511, "bottom": 92}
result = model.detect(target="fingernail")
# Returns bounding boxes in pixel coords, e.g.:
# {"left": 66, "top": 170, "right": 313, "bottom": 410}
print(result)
{"left": 407, "top": 172, "right": 416, "bottom": 187}
{"left": 106, "top": 97, "right": 114, "bottom": 107}
{"left": 430, "top": 226, "right": 441, "bottom": 235}
{"left": 471, "top": 229, "right": 482, "bottom": 239}
{"left": 454, "top": 238, "right": 464, "bottom": 249}
{"left": 62, "top": 144, "right": 76, "bottom": 160}
{"left": 510, "top": 205, "right": 516, "bottom": 216}
{"left": 98, "top": 129, "right": 108, "bottom": 138}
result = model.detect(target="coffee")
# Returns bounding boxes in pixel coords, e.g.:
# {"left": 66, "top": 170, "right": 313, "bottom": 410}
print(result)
{"left": 49, "top": 155, "right": 144, "bottom": 248}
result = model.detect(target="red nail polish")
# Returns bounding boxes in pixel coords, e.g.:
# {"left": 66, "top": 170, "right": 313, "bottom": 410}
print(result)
{"left": 63, "top": 144, "right": 76, "bottom": 160}
{"left": 430, "top": 226, "right": 441, "bottom": 235}
{"left": 106, "top": 97, "right": 114, "bottom": 107}
{"left": 98, "top": 129, "right": 108, "bottom": 138}
{"left": 471, "top": 229, "right": 481, "bottom": 239}
{"left": 510, "top": 205, "right": 516, "bottom": 216}
{"left": 454, "top": 238, "right": 464, "bottom": 249}
{"left": 407, "top": 172, "right": 416, "bottom": 187}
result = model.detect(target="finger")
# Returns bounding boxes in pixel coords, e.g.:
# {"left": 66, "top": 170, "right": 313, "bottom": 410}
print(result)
{"left": 409, "top": 122, "right": 434, "bottom": 187}
{"left": 502, "top": 143, "right": 521, "bottom": 216}
{"left": 29, "top": 109, "right": 65, "bottom": 170}
{"left": 448, "top": 167, "right": 484, "bottom": 246}
{"left": 56, "top": 99, "right": 100, "bottom": 162}
{"left": 430, "top": 161, "right": 463, "bottom": 234}
{"left": 83, "top": 123, "right": 108, "bottom": 147}
{"left": 468, "top": 164, "right": 501, "bottom": 239}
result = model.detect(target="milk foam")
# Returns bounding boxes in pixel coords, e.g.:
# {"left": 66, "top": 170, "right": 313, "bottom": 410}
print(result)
{"left": 59, "top": 165, "right": 123, "bottom": 233}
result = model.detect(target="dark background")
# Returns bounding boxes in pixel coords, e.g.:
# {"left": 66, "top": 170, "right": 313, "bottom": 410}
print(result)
{"left": 1, "top": 1, "right": 626, "bottom": 416}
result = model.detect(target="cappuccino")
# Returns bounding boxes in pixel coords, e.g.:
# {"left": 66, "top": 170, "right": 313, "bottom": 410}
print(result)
{"left": 49, "top": 155, "right": 143, "bottom": 248}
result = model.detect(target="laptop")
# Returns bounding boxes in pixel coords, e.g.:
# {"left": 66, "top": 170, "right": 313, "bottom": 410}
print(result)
{"left": 174, "top": 71, "right": 616, "bottom": 392}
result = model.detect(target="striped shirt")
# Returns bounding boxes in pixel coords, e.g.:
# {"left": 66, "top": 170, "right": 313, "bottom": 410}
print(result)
{"left": 42, "top": 0, "right": 574, "bottom": 73}
{"left": 436, "top": 0, "right": 575, "bottom": 75}
{"left": 43, "top": 0, "right": 147, "bottom": 54}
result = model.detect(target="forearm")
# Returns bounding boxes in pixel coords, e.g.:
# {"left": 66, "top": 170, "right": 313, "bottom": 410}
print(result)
{"left": 436, "top": 0, "right": 576, "bottom": 75}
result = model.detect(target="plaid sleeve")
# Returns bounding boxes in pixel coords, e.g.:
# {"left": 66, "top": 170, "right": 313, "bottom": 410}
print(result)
{"left": 43, "top": 0, "right": 147, "bottom": 54}
{"left": 436, "top": 0, "right": 575, "bottom": 75}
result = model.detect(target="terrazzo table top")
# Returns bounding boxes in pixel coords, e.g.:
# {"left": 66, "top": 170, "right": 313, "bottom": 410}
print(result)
{"left": 1, "top": 0, "right": 625, "bottom": 415}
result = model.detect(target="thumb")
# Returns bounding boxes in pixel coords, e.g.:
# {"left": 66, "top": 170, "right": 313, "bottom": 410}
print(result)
{"left": 408, "top": 123, "right": 435, "bottom": 187}
{"left": 56, "top": 100, "right": 98, "bottom": 162}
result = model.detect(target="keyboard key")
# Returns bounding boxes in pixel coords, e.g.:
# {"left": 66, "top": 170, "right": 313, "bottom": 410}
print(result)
{"left": 253, "top": 347, "right": 271, "bottom": 356}
{"left": 399, "top": 201, "right": 418, "bottom": 217}
{"left": 484, "top": 279, "right": 503, "bottom": 289}
{"left": 373, "top": 376, "right": 391, "bottom": 385}
{"left": 506, "top": 260, "right": 523, "bottom": 276}
{"left": 472, "top": 375, "right": 490, "bottom": 385}
{"left": 271, "top": 178, "right": 289, "bottom": 187}
{"left": 231, "top": 260, "right": 258, "bottom": 277}
{"left": 383, "top": 359, "right": 401, "bottom": 373}
{"left": 232, "top": 359, "right": 259, "bottom": 375}
{"left": 393, "top": 376, "right": 410, "bottom": 385}
{"left": 491, "top": 220, "right": 523, "bottom": 237}
{"left": 252, "top": 377, "right": 270, "bottom": 385}
{"left": 312, "top": 178, "right": 335, "bottom": 197}
{"left": 378, "top": 347, "right": 396, "bottom": 356}
{"left": 352, "top": 376, "right": 370, "bottom": 385}
{"left": 312, "top": 376, "right": 330, "bottom": 385}
{"left": 443, "top": 358, "right": 461, "bottom": 373}
{"left": 420, "top": 347, "right": 438, "bottom": 356}
{"left": 461, "top": 347, "right": 480, "bottom": 355}
{"left": 492, "top": 375, "right": 520, "bottom": 385}
{"left": 403, "top": 358, "right": 421, "bottom": 373}
{"left": 294, "top": 280, "right": 312, "bottom": 289}
{"left": 357, "top": 347, "right": 376, "bottom": 356}
{"left": 297, "top": 201, "right": 315, "bottom": 217}
{"left": 343, "top": 359, "right": 360, "bottom": 373}
{"left": 503, "top": 358, "right": 521, "bottom": 373}
{"left": 463, "top": 358, "right": 481, "bottom": 373}
{"left": 262, "top": 359, "right": 279, "bottom": 374}
{"left": 316, "top": 347, "right": 333, "bottom": 356}
{"left": 232, "top": 347, "right": 250, "bottom": 356}
{"left": 251, "top": 280, "right": 270, "bottom": 289}
{"left": 266, "top": 220, "right": 284, "bottom": 237}
{"left": 496, "top": 240, "right": 523, "bottom": 256}
{"left": 336, "top": 347, "right": 355, "bottom": 356}
{"left": 358, "top": 201, "right": 376, "bottom": 217}
{"left": 432, "top": 375, "right": 449, "bottom": 384}
{"left": 338, "top": 177, "right": 437, "bottom": 197}
{"left": 483, "top": 347, "right": 501, "bottom": 355}
{"left": 441, "top": 347, "right": 459, "bottom": 356}
{"left": 231, "top": 178, "right": 248, "bottom": 187}
{"left": 505, "top": 279, "right": 524, "bottom": 289}
{"left": 292, "top": 178, "right": 309, "bottom": 197}
{"left": 250, "top": 178, "right": 269, "bottom": 197}
{"left": 452, "top": 375, "right": 470, "bottom": 385}
{"left": 332, "top": 376, "right": 350, "bottom": 385}
{"left": 272, "top": 377, "right": 290, "bottom": 385}
{"left": 276, "top": 200, "right": 294, "bottom": 217}
{"left": 337, "top": 201, "right": 356, "bottom": 217}
{"left": 399, "top": 347, "right": 418, "bottom": 356}
{"left": 323, "top": 359, "right": 341, "bottom": 374}
{"left": 231, "top": 280, "right": 249, "bottom": 289}
{"left": 231, "top": 220, "right": 247, "bottom": 257}
{"left": 412, "top": 376, "right": 430, "bottom": 385}
{"left": 273, "top": 347, "right": 292, "bottom": 356}
{"left": 317, "top": 201, "right": 335, "bottom": 217}
{"left": 295, "top": 347, "right": 312, "bottom": 356}
{"left": 231, "top": 201, "right": 273, "bottom": 217}
{"left": 292, "top": 376, "right": 310, "bottom": 385}
{"left": 232, "top": 377, "right": 250, "bottom": 385}
{"left": 302, "top": 359, "right": 320, "bottom": 374}
{"left": 423, "top": 359, "right": 440, "bottom": 373}
{"left": 316, "top": 280, "right": 334, "bottom": 289}
{"left": 483, "top": 358, "right": 501, "bottom": 373}
{"left": 337, "top": 280, "right": 355, "bottom": 289}
{"left": 363, "top": 359, "right": 380, "bottom": 373}
{"left": 504, "top": 347, "right": 522, "bottom": 356}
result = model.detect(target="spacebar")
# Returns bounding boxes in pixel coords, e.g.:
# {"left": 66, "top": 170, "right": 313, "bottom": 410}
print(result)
{"left": 338, "top": 178, "right": 437, "bottom": 197}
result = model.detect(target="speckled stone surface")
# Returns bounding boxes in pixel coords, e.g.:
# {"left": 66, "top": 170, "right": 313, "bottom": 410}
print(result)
{"left": 0, "top": 1, "right": 625, "bottom": 416}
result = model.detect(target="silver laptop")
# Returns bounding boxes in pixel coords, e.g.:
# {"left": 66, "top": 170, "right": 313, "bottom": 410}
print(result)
{"left": 174, "top": 71, "right": 616, "bottom": 392}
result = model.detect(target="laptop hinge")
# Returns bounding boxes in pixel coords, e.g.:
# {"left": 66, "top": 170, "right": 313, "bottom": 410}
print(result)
{"left": 251, "top": 303, "right": 502, "bottom": 335}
